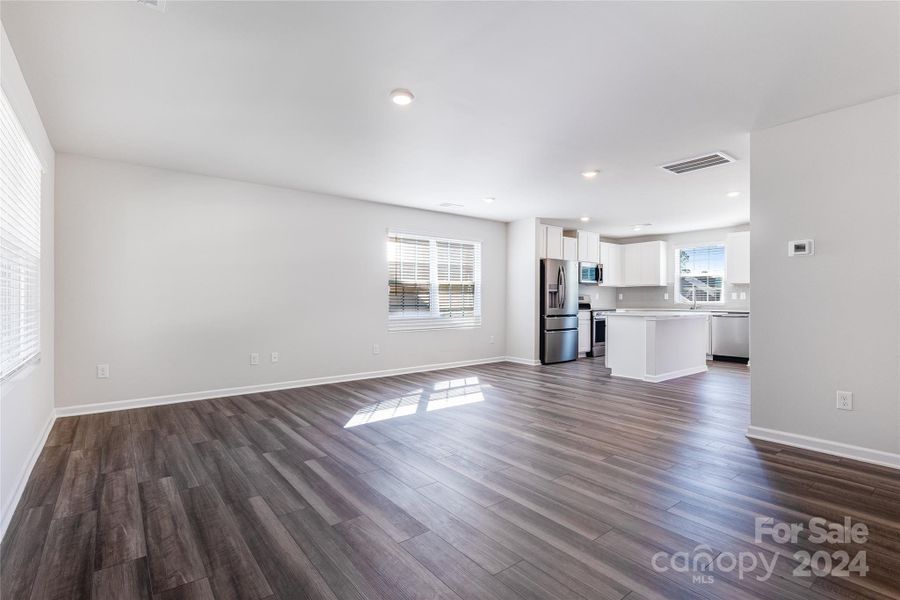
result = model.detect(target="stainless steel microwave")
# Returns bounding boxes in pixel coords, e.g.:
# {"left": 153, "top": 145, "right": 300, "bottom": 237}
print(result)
{"left": 579, "top": 262, "right": 603, "bottom": 285}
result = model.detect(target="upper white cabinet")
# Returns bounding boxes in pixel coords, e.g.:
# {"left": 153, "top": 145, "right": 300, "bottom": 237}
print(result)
{"left": 562, "top": 237, "right": 578, "bottom": 261}
{"left": 641, "top": 241, "right": 668, "bottom": 286}
{"left": 575, "top": 230, "right": 600, "bottom": 262}
{"left": 621, "top": 241, "right": 667, "bottom": 287}
{"left": 599, "top": 242, "right": 623, "bottom": 287}
{"left": 539, "top": 224, "right": 564, "bottom": 260}
{"left": 726, "top": 231, "right": 750, "bottom": 284}
{"left": 623, "top": 244, "right": 642, "bottom": 286}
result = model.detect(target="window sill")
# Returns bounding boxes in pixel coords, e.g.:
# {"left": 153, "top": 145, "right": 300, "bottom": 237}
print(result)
{"left": 0, "top": 353, "right": 43, "bottom": 390}
{"left": 388, "top": 317, "right": 482, "bottom": 332}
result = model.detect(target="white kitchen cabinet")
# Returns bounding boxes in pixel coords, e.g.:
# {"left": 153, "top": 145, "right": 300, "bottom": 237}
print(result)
{"left": 578, "top": 311, "right": 591, "bottom": 354}
{"left": 623, "top": 243, "right": 642, "bottom": 286}
{"left": 599, "top": 242, "right": 622, "bottom": 286}
{"left": 621, "top": 241, "right": 667, "bottom": 287}
{"left": 726, "top": 231, "right": 750, "bottom": 284}
{"left": 563, "top": 236, "right": 578, "bottom": 261}
{"left": 641, "top": 241, "right": 668, "bottom": 286}
{"left": 575, "top": 230, "right": 600, "bottom": 263}
{"left": 539, "top": 225, "right": 564, "bottom": 260}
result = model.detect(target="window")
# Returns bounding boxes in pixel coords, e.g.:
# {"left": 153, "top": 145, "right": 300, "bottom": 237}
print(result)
{"left": 387, "top": 231, "right": 481, "bottom": 330}
{"left": 1, "top": 90, "right": 42, "bottom": 380}
{"left": 676, "top": 243, "right": 725, "bottom": 304}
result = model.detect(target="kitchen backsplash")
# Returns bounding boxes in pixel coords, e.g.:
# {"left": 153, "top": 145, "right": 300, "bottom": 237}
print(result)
{"left": 615, "top": 283, "right": 750, "bottom": 311}
{"left": 579, "top": 284, "right": 618, "bottom": 308}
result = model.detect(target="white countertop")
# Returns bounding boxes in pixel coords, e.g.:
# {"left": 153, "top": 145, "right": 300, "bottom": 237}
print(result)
{"left": 613, "top": 308, "right": 749, "bottom": 315}
{"left": 605, "top": 310, "right": 708, "bottom": 319}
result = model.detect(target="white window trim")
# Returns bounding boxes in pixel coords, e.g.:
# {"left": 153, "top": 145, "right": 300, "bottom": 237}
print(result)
{"left": 387, "top": 230, "right": 482, "bottom": 332}
{"left": 674, "top": 242, "right": 726, "bottom": 305}
{"left": 1, "top": 89, "right": 43, "bottom": 382}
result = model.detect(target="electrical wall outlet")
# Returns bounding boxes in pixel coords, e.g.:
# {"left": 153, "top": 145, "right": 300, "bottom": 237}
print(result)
{"left": 372, "top": 343, "right": 381, "bottom": 355}
{"left": 489, "top": 335, "right": 495, "bottom": 344}
{"left": 731, "top": 292, "right": 738, "bottom": 300}
{"left": 249, "top": 352, "right": 259, "bottom": 365}
{"left": 618, "top": 293, "right": 624, "bottom": 300}
{"left": 740, "top": 292, "right": 747, "bottom": 300}
{"left": 271, "top": 352, "right": 279, "bottom": 363}
{"left": 836, "top": 390, "right": 853, "bottom": 411}
{"left": 96, "top": 363, "right": 109, "bottom": 378}
{"left": 663, "top": 292, "right": 669, "bottom": 300}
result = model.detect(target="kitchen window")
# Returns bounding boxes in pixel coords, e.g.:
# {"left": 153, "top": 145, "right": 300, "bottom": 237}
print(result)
{"left": 676, "top": 243, "right": 725, "bottom": 304}
{"left": 387, "top": 231, "right": 481, "bottom": 330}
{"left": 1, "top": 90, "right": 43, "bottom": 380}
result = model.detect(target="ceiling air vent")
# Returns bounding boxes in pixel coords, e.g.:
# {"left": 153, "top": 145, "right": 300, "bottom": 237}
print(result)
{"left": 137, "top": 0, "right": 166, "bottom": 12}
{"left": 660, "top": 152, "right": 735, "bottom": 174}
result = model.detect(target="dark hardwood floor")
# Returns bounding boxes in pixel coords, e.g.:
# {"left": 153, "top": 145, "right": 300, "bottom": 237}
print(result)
{"left": 2, "top": 359, "right": 899, "bottom": 600}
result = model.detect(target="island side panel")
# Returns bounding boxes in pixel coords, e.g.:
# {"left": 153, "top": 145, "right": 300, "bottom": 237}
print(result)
{"left": 605, "top": 315, "right": 648, "bottom": 380}
{"left": 645, "top": 316, "right": 708, "bottom": 381}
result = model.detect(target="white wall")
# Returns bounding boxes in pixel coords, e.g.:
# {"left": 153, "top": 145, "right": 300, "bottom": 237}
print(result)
{"left": 749, "top": 95, "right": 899, "bottom": 464}
{"left": 505, "top": 218, "right": 540, "bottom": 363}
{"left": 0, "top": 25, "right": 55, "bottom": 535}
{"left": 615, "top": 226, "right": 751, "bottom": 311}
{"left": 54, "top": 154, "right": 507, "bottom": 409}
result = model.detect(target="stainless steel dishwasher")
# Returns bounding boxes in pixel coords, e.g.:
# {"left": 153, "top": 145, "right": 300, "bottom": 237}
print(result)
{"left": 711, "top": 313, "right": 750, "bottom": 363}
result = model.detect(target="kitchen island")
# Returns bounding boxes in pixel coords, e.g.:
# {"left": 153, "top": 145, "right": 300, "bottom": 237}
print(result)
{"left": 605, "top": 311, "right": 708, "bottom": 382}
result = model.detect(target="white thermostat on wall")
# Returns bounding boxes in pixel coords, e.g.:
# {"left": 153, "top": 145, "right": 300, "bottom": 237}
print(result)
{"left": 788, "top": 239, "right": 814, "bottom": 256}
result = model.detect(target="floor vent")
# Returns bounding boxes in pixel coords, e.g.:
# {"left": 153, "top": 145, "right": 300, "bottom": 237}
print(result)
{"left": 660, "top": 152, "right": 734, "bottom": 174}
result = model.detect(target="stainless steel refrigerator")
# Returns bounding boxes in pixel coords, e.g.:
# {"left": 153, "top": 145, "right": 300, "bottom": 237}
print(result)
{"left": 540, "top": 259, "right": 579, "bottom": 364}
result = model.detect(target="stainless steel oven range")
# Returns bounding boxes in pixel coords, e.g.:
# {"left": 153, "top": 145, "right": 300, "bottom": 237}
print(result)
{"left": 588, "top": 310, "right": 606, "bottom": 358}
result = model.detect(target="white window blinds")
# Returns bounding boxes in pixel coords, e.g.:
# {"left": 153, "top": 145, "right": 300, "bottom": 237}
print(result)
{"left": 388, "top": 235, "right": 431, "bottom": 316}
{"left": 387, "top": 232, "right": 481, "bottom": 330}
{"left": 676, "top": 244, "right": 725, "bottom": 304}
{"left": 1, "top": 90, "right": 42, "bottom": 379}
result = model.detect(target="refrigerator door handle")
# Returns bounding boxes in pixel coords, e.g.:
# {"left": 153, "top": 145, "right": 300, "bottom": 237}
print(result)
{"left": 558, "top": 266, "right": 566, "bottom": 309}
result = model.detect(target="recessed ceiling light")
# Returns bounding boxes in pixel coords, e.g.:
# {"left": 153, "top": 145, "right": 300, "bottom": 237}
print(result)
{"left": 390, "top": 88, "right": 415, "bottom": 106}
{"left": 632, "top": 223, "right": 651, "bottom": 232}
{"left": 482, "top": 197, "right": 495, "bottom": 204}
{"left": 582, "top": 170, "right": 600, "bottom": 179}
{"left": 580, "top": 216, "right": 591, "bottom": 222}
{"left": 726, "top": 191, "right": 741, "bottom": 198}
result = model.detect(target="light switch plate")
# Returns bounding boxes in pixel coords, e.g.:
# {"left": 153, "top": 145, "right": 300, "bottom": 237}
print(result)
{"left": 788, "top": 239, "right": 814, "bottom": 256}
{"left": 96, "top": 364, "right": 109, "bottom": 378}
{"left": 249, "top": 352, "right": 259, "bottom": 365}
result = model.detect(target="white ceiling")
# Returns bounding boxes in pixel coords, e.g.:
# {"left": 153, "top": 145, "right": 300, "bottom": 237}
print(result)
{"left": 2, "top": 1, "right": 898, "bottom": 237}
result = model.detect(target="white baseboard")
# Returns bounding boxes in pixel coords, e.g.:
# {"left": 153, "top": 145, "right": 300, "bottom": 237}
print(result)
{"left": 503, "top": 356, "right": 541, "bottom": 366}
{"left": 55, "top": 356, "right": 514, "bottom": 417}
{"left": 1, "top": 409, "right": 56, "bottom": 541}
{"left": 644, "top": 365, "right": 708, "bottom": 383}
{"left": 746, "top": 426, "right": 900, "bottom": 470}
